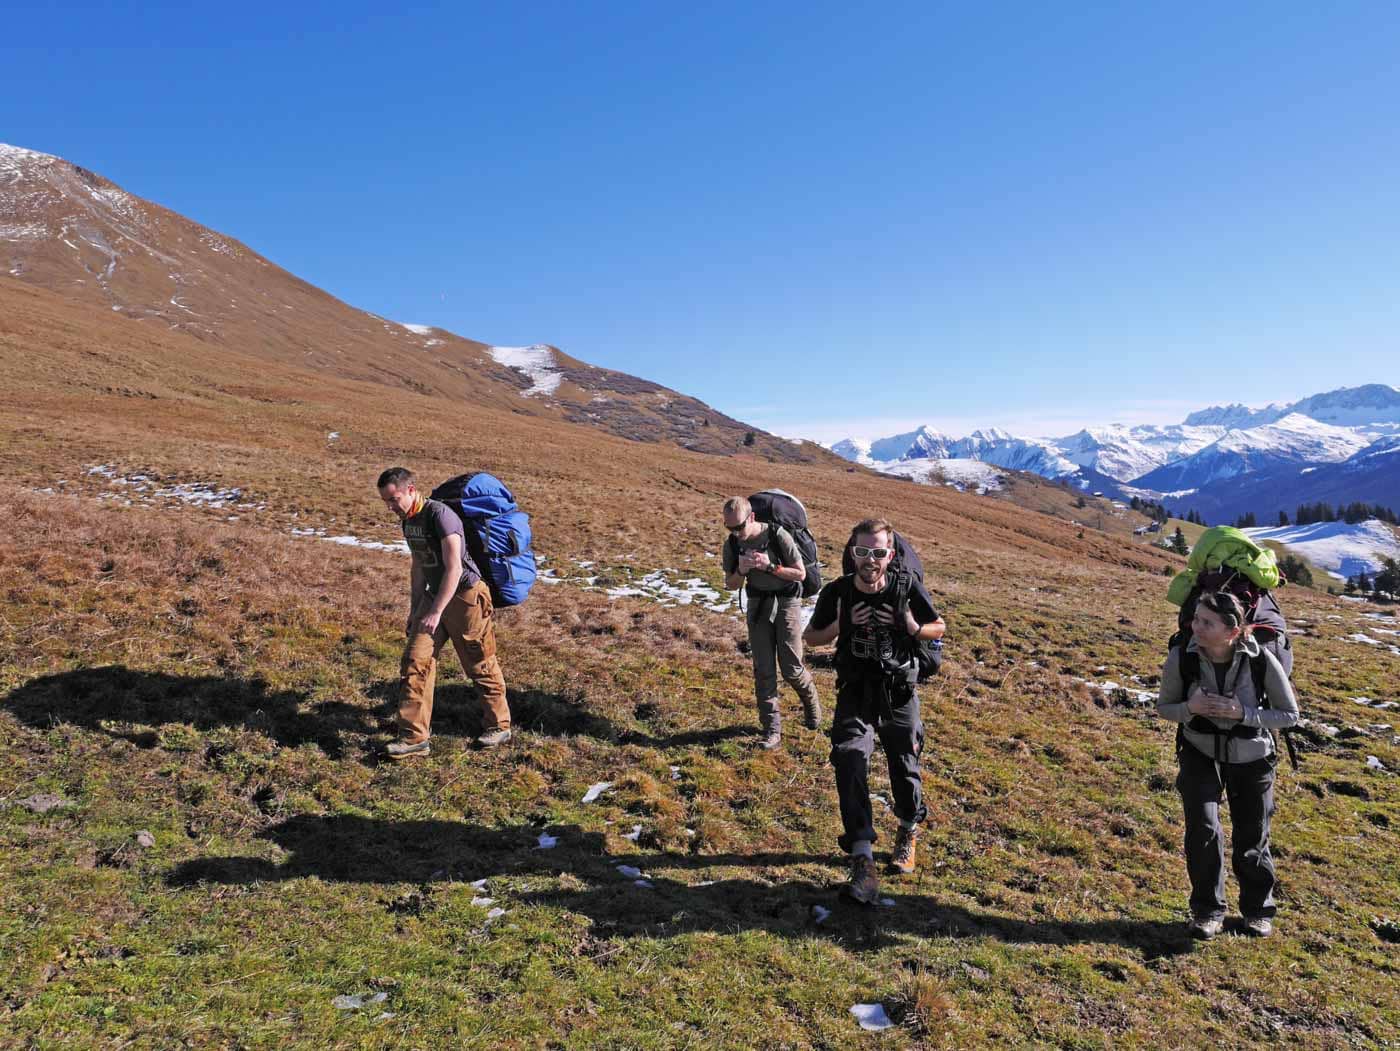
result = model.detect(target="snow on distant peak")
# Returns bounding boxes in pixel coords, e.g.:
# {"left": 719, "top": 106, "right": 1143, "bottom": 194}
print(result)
{"left": 1214, "top": 413, "right": 1368, "bottom": 460}
{"left": 882, "top": 457, "right": 1005, "bottom": 493}
{"left": 1289, "top": 384, "right": 1400, "bottom": 429}
{"left": 489, "top": 345, "right": 561, "bottom": 397}
{"left": 1245, "top": 520, "right": 1400, "bottom": 580}
{"left": 1182, "top": 402, "right": 1282, "bottom": 428}
{"left": 829, "top": 438, "right": 873, "bottom": 464}
{"left": 400, "top": 323, "right": 434, "bottom": 335}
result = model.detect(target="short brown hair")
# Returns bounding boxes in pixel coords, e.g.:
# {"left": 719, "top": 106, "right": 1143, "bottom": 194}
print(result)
{"left": 722, "top": 496, "right": 751, "bottom": 519}
{"left": 377, "top": 467, "right": 415, "bottom": 490}
{"left": 853, "top": 517, "right": 893, "bottom": 541}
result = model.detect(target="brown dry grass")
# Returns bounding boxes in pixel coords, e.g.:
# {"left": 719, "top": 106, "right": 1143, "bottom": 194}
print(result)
{"left": 2, "top": 279, "right": 1398, "bottom": 1048}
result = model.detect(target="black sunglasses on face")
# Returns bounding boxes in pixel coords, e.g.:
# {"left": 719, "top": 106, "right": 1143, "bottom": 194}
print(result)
{"left": 852, "top": 546, "right": 891, "bottom": 560}
{"left": 726, "top": 516, "right": 752, "bottom": 534}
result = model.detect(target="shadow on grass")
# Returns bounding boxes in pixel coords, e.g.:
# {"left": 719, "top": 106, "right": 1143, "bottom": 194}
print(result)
{"left": 7, "top": 668, "right": 679, "bottom": 759}
{"left": 4, "top": 665, "right": 367, "bottom": 758}
{"left": 408, "top": 681, "right": 755, "bottom": 751}
{"left": 167, "top": 814, "right": 1194, "bottom": 959}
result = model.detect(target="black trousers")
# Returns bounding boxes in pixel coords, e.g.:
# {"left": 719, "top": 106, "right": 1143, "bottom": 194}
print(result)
{"left": 1177, "top": 744, "right": 1278, "bottom": 920}
{"left": 830, "top": 677, "right": 926, "bottom": 851}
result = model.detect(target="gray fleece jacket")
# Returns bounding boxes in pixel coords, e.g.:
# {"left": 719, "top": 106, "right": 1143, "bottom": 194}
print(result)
{"left": 1157, "top": 635, "right": 1300, "bottom": 764}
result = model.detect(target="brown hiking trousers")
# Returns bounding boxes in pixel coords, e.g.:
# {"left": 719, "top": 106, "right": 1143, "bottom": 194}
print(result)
{"left": 398, "top": 580, "right": 509, "bottom": 743}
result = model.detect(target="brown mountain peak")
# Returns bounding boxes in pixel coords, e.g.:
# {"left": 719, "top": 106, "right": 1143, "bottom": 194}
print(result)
{"left": 2, "top": 142, "right": 829, "bottom": 463}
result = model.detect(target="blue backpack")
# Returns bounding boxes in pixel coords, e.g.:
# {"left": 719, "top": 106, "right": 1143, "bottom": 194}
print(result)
{"left": 430, "top": 472, "right": 537, "bottom": 607}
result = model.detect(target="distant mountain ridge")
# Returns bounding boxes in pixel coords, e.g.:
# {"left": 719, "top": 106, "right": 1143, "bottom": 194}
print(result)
{"left": 828, "top": 384, "right": 1400, "bottom": 520}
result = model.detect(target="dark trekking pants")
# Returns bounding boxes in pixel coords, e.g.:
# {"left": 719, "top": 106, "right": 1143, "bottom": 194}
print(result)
{"left": 830, "top": 677, "right": 926, "bottom": 851}
{"left": 1177, "top": 744, "right": 1278, "bottom": 920}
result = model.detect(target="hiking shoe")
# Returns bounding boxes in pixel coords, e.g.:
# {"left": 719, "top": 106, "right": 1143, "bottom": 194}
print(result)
{"left": 384, "top": 739, "right": 431, "bottom": 761}
{"left": 843, "top": 854, "right": 881, "bottom": 905}
{"left": 1188, "top": 914, "right": 1224, "bottom": 940}
{"left": 801, "top": 694, "right": 823, "bottom": 730}
{"left": 476, "top": 728, "right": 513, "bottom": 749}
{"left": 757, "top": 726, "right": 782, "bottom": 751}
{"left": 889, "top": 825, "right": 919, "bottom": 875}
{"left": 1242, "top": 915, "right": 1274, "bottom": 938}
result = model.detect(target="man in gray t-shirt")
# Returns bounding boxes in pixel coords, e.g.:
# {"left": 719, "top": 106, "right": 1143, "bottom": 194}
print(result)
{"left": 377, "top": 466, "right": 511, "bottom": 759}
{"left": 722, "top": 495, "right": 821, "bottom": 749}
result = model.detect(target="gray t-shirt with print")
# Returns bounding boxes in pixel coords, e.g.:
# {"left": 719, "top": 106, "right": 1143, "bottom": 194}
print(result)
{"left": 402, "top": 499, "right": 482, "bottom": 595}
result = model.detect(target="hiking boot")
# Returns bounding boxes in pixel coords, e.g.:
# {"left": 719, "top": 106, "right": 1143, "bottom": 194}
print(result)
{"left": 384, "top": 739, "right": 431, "bottom": 761}
{"left": 843, "top": 854, "right": 881, "bottom": 905}
{"left": 1242, "top": 915, "right": 1274, "bottom": 938}
{"left": 476, "top": 728, "right": 513, "bottom": 749}
{"left": 757, "top": 726, "right": 782, "bottom": 751}
{"left": 1187, "top": 914, "right": 1223, "bottom": 940}
{"left": 801, "top": 693, "right": 823, "bottom": 731}
{"left": 889, "top": 825, "right": 919, "bottom": 875}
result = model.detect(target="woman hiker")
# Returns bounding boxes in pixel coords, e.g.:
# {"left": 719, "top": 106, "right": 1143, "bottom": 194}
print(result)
{"left": 1156, "top": 591, "right": 1299, "bottom": 939}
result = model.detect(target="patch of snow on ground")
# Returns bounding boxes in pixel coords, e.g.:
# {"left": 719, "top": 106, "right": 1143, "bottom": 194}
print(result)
{"left": 289, "top": 527, "right": 408, "bottom": 554}
{"left": 582, "top": 782, "right": 613, "bottom": 804}
{"left": 1245, "top": 519, "right": 1400, "bottom": 580}
{"left": 82, "top": 466, "right": 264, "bottom": 512}
{"left": 489, "top": 345, "right": 561, "bottom": 397}
{"left": 606, "top": 570, "right": 734, "bottom": 612}
{"left": 1080, "top": 678, "right": 1157, "bottom": 706}
{"left": 323, "top": 535, "right": 411, "bottom": 553}
{"left": 850, "top": 1003, "right": 895, "bottom": 1031}
{"left": 0, "top": 221, "right": 47, "bottom": 240}
{"left": 400, "top": 323, "right": 434, "bottom": 335}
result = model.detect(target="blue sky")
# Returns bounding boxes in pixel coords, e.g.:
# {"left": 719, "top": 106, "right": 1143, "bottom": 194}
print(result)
{"left": 6, "top": 2, "right": 1399, "bottom": 442}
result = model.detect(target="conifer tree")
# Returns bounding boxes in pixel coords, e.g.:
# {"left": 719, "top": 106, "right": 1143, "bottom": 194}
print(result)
{"left": 1171, "top": 526, "right": 1189, "bottom": 556}
{"left": 1375, "top": 558, "right": 1400, "bottom": 600}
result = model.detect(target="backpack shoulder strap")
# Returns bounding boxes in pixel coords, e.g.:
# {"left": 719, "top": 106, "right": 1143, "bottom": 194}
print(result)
{"left": 1249, "top": 651, "right": 1269, "bottom": 708}
{"left": 892, "top": 568, "right": 914, "bottom": 614}
{"left": 767, "top": 523, "right": 788, "bottom": 562}
{"left": 1178, "top": 647, "right": 1200, "bottom": 694}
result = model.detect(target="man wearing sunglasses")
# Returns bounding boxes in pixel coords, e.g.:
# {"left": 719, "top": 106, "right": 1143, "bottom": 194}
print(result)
{"left": 804, "top": 517, "right": 945, "bottom": 904}
{"left": 722, "top": 496, "right": 822, "bottom": 750}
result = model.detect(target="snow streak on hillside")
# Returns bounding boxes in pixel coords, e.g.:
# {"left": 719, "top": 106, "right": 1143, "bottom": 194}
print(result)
{"left": 489, "top": 345, "right": 561, "bottom": 397}
{"left": 1245, "top": 520, "right": 1400, "bottom": 580}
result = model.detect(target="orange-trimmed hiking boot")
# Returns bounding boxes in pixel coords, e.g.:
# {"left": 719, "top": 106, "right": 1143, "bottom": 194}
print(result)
{"left": 889, "top": 825, "right": 919, "bottom": 875}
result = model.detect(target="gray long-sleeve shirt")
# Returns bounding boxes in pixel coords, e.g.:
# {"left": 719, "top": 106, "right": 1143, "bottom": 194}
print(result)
{"left": 1157, "top": 635, "right": 1299, "bottom": 764}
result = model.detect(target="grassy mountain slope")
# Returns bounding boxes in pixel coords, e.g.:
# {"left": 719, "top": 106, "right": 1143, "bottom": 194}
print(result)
{"left": 2, "top": 287, "right": 1398, "bottom": 1047}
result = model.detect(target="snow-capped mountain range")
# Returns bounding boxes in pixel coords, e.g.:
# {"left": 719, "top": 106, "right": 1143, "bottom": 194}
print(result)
{"left": 829, "top": 384, "right": 1400, "bottom": 521}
